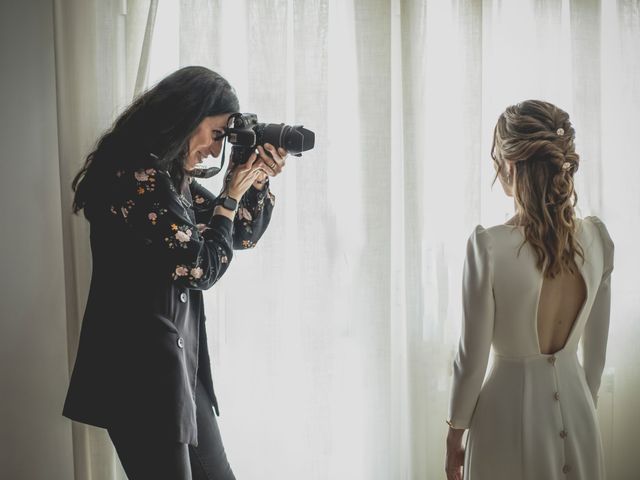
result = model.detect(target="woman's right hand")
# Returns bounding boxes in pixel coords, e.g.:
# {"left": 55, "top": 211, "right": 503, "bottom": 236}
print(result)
{"left": 224, "top": 151, "right": 265, "bottom": 200}
{"left": 224, "top": 148, "right": 276, "bottom": 200}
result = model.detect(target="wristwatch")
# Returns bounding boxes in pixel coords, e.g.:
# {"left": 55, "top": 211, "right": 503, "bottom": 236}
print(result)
{"left": 214, "top": 194, "right": 239, "bottom": 212}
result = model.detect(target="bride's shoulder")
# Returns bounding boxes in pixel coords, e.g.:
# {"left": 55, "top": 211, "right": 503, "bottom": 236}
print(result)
{"left": 579, "top": 215, "right": 614, "bottom": 250}
{"left": 475, "top": 222, "right": 521, "bottom": 238}
{"left": 465, "top": 223, "right": 513, "bottom": 250}
{"left": 579, "top": 216, "right": 614, "bottom": 275}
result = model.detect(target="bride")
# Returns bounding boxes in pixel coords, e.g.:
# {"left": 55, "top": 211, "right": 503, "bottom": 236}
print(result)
{"left": 445, "top": 100, "right": 614, "bottom": 480}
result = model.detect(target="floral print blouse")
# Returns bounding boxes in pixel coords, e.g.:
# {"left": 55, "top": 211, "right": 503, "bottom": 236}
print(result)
{"left": 111, "top": 167, "right": 275, "bottom": 289}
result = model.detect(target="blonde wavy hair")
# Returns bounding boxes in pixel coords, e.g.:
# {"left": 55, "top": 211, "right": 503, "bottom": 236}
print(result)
{"left": 491, "top": 100, "right": 584, "bottom": 278}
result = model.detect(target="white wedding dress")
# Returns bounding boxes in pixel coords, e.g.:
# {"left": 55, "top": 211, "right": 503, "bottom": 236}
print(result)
{"left": 448, "top": 216, "right": 614, "bottom": 480}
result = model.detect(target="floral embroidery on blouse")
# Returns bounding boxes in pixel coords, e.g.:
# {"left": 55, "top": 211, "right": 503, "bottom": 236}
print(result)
{"left": 238, "top": 207, "right": 253, "bottom": 221}
{"left": 120, "top": 199, "right": 135, "bottom": 219}
{"left": 164, "top": 223, "right": 193, "bottom": 249}
{"left": 147, "top": 202, "right": 167, "bottom": 225}
{"left": 187, "top": 178, "right": 274, "bottom": 251}
{"left": 174, "top": 265, "right": 189, "bottom": 278}
{"left": 171, "top": 261, "right": 206, "bottom": 285}
{"left": 112, "top": 166, "right": 235, "bottom": 289}
{"left": 251, "top": 190, "right": 275, "bottom": 216}
{"left": 237, "top": 207, "right": 253, "bottom": 234}
{"left": 133, "top": 168, "right": 157, "bottom": 195}
{"left": 216, "top": 245, "right": 229, "bottom": 264}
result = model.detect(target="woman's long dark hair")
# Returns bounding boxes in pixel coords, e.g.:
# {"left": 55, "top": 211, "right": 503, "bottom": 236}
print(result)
{"left": 72, "top": 66, "right": 239, "bottom": 218}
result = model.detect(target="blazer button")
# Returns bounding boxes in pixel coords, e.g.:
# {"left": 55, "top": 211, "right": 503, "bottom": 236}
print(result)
{"left": 177, "top": 337, "right": 184, "bottom": 349}
{"left": 180, "top": 292, "right": 187, "bottom": 303}
{"left": 548, "top": 355, "right": 556, "bottom": 365}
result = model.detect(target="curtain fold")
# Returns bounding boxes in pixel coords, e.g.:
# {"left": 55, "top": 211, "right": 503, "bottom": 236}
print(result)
{"left": 134, "top": 0, "right": 158, "bottom": 96}
{"left": 389, "top": 3, "right": 412, "bottom": 478}
{"left": 570, "top": 0, "right": 603, "bottom": 212}
{"left": 55, "top": 0, "right": 640, "bottom": 478}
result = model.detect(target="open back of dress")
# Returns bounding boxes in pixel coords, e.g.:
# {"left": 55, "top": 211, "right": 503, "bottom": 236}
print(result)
{"left": 537, "top": 268, "right": 587, "bottom": 354}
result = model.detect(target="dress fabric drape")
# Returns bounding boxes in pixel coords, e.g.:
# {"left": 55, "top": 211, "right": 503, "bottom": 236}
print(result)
{"left": 54, "top": 1, "right": 640, "bottom": 479}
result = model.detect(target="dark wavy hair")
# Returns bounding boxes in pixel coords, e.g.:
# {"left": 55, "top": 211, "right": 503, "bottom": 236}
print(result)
{"left": 491, "top": 99, "right": 585, "bottom": 278}
{"left": 72, "top": 66, "right": 239, "bottom": 218}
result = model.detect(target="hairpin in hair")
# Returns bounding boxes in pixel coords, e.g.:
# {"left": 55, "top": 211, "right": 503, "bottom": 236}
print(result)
{"left": 556, "top": 128, "right": 565, "bottom": 136}
{"left": 562, "top": 161, "right": 571, "bottom": 171}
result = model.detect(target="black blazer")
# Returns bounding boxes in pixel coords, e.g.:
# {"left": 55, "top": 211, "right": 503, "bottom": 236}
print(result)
{"left": 62, "top": 165, "right": 274, "bottom": 445}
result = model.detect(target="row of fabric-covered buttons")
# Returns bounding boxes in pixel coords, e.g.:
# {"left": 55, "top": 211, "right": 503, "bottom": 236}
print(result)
{"left": 548, "top": 355, "right": 571, "bottom": 475}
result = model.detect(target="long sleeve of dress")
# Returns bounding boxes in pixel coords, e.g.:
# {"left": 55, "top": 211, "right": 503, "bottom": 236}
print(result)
{"left": 582, "top": 216, "right": 614, "bottom": 407}
{"left": 112, "top": 167, "right": 234, "bottom": 290}
{"left": 448, "top": 225, "right": 496, "bottom": 429}
{"left": 189, "top": 178, "right": 275, "bottom": 250}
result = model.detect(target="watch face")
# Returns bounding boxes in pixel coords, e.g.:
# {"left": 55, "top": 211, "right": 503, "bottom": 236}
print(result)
{"left": 223, "top": 196, "right": 238, "bottom": 210}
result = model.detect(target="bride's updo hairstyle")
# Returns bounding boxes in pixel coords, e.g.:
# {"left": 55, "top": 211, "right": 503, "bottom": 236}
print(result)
{"left": 491, "top": 99, "right": 585, "bottom": 278}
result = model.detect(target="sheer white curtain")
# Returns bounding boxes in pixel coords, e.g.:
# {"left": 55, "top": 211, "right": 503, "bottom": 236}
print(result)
{"left": 57, "top": 0, "right": 640, "bottom": 479}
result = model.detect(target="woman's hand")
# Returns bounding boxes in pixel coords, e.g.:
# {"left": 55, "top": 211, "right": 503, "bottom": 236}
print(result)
{"left": 445, "top": 427, "right": 465, "bottom": 480}
{"left": 224, "top": 153, "right": 265, "bottom": 200}
{"left": 252, "top": 143, "right": 288, "bottom": 190}
{"left": 222, "top": 143, "right": 288, "bottom": 196}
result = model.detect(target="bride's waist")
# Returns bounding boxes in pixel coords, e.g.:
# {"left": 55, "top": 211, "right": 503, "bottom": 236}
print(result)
{"left": 491, "top": 348, "right": 579, "bottom": 365}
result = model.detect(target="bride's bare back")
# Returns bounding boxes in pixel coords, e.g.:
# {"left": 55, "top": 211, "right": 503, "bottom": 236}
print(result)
{"left": 536, "top": 267, "right": 587, "bottom": 354}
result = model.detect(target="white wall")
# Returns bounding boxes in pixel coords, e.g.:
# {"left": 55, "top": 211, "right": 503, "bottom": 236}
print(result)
{"left": 0, "top": 0, "right": 74, "bottom": 478}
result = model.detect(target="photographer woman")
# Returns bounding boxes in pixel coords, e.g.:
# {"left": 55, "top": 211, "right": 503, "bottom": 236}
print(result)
{"left": 63, "top": 66, "right": 287, "bottom": 479}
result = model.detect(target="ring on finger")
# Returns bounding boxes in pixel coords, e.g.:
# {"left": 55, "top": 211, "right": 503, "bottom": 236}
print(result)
{"left": 270, "top": 161, "right": 277, "bottom": 169}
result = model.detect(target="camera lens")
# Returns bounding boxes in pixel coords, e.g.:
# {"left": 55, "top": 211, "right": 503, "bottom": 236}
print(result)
{"left": 262, "top": 123, "right": 315, "bottom": 155}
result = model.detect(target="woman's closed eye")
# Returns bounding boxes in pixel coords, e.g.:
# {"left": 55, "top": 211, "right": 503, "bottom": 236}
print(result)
{"left": 212, "top": 130, "right": 225, "bottom": 141}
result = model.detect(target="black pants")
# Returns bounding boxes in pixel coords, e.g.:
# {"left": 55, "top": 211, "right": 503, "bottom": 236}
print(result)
{"left": 107, "top": 380, "right": 236, "bottom": 480}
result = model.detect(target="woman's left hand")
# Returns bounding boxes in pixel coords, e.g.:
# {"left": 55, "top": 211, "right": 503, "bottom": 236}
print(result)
{"left": 445, "top": 427, "right": 465, "bottom": 480}
{"left": 253, "top": 143, "right": 287, "bottom": 190}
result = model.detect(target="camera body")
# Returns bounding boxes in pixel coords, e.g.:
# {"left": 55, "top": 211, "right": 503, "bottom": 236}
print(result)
{"left": 226, "top": 112, "right": 315, "bottom": 164}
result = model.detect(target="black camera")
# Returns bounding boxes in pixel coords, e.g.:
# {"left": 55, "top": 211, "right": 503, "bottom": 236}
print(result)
{"left": 190, "top": 113, "right": 315, "bottom": 178}
{"left": 225, "top": 112, "right": 315, "bottom": 164}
